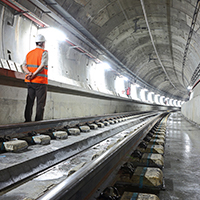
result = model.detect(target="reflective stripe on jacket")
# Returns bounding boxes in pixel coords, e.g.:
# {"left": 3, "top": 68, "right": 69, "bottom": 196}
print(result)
{"left": 25, "top": 48, "right": 48, "bottom": 84}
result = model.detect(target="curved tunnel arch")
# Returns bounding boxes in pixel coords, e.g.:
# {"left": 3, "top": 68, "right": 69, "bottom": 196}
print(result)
{"left": 39, "top": 0, "right": 199, "bottom": 100}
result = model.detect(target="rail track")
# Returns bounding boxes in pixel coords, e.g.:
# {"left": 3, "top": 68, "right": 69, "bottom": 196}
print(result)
{"left": 0, "top": 111, "right": 170, "bottom": 200}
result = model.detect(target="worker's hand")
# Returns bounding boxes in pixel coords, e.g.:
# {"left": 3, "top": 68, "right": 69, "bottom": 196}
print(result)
{"left": 26, "top": 72, "right": 33, "bottom": 80}
{"left": 30, "top": 73, "right": 36, "bottom": 80}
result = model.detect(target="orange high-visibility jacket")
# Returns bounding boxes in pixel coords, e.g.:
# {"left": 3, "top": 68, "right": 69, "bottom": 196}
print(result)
{"left": 25, "top": 48, "right": 48, "bottom": 84}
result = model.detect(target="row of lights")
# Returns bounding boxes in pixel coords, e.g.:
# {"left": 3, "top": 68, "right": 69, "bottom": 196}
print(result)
{"left": 39, "top": 27, "right": 183, "bottom": 107}
{"left": 100, "top": 61, "right": 183, "bottom": 107}
{"left": 139, "top": 87, "right": 183, "bottom": 107}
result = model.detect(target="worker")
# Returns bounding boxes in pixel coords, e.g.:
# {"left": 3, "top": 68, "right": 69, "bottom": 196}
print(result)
{"left": 126, "top": 87, "right": 130, "bottom": 97}
{"left": 22, "top": 34, "right": 48, "bottom": 122}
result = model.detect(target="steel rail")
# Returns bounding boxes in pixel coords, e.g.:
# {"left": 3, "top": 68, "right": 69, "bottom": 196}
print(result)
{"left": 0, "top": 111, "right": 154, "bottom": 137}
{"left": 37, "top": 112, "right": 167, "bottom": 200}
{"left": 0, "top": 111, "right": 160, "bottom": 192}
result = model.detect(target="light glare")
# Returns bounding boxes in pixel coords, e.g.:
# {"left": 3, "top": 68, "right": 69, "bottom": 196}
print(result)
{"left": 123, "top": 76, "right": 128, "bottom": 81}
{"left": 101, "top": 62, "right": 111, "bottom": 70}
{"left": 134, "top": 84, "right": 140, "bottom": 87}
{"left": 39, "top": 27, "right": 67, "bottom": 41}
{"left": 187, "top": 86, "right": 192, "bottom": 90}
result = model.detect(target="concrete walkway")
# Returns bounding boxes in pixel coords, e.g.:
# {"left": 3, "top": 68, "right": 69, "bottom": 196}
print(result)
{"left": 160, "top": 112, "right": 200, "bottom": 200}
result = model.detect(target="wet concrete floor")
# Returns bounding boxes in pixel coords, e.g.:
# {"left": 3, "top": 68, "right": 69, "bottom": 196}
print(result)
{"left": 159, "top": 112, "right": 200, "bottom": 200}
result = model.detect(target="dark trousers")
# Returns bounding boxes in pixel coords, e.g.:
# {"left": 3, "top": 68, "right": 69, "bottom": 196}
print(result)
{"left": 25, "top": 83, "right": 47, "bottom": 122}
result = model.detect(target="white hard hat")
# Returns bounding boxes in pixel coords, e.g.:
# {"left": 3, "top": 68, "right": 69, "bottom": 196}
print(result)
{"left": 35, "top": 34, "right": 46, "bottom": 43}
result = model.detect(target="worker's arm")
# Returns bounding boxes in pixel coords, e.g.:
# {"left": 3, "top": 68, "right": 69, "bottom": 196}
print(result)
{"left": 22, "top": 64, "right": 46, "bottom": 80}
{"left": 22, "top": 64, "right": 30, "bottom": 74}
{"left": 22, "top": 64, "right": 33, "bottom": 80}
{"left": 30, "top": 64, "right": 46, "bottom": 79}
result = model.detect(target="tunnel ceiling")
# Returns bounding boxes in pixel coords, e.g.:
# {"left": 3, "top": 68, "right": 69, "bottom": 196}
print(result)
{"left": 7, "top": 0, "right": 200, "bottom": 100}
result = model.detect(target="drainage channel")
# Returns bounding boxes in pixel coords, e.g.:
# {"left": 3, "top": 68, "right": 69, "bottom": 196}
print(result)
{"left": 0, "top": 112, "right": 168, "bottom": 200}
{"left": 36, "top": 113, "right": 169, "bottom": 200}
{"left": 0, "top": 111, "right": 159, "bottom": 196}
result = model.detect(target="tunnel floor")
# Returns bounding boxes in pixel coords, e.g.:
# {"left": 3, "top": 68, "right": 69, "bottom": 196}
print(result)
{"left": 160, "top": 112, "right": 200, "bottom": 200}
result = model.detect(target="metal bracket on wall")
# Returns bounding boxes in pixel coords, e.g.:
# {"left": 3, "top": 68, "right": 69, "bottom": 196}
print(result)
{"left": 14, "top": 10, "right": 28, "bottom": 16}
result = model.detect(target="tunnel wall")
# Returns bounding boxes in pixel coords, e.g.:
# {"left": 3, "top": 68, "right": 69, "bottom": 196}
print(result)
{"left": 0, "top": 77, "right": 178, "bottom": 125}
{"left": 181, "top": 83, "right": 200, "bottom": 125}
{"left": 0, "top": 3, "right": 179, "bottom": 125}
{"left": 0, "top": 4, "right": 126, "bottom": 101}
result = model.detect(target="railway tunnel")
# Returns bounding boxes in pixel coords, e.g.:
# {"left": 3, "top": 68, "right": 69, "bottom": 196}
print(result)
{"left": 0, "top": 0, "right": 200, "bottom": 199}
